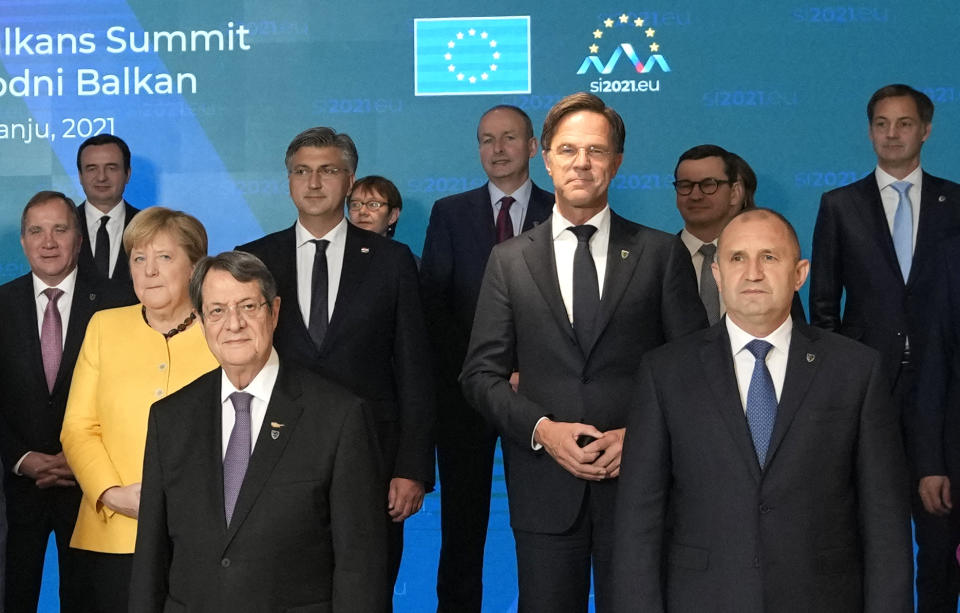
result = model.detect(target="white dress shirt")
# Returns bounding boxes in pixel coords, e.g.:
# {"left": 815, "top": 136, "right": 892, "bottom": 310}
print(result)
{"left": 552, "top": 205, "right": 610, "bottom": 324}
{"left": 489, "top": 178, "right": 533, "bottom": 235}
{"left": 220, "top": 348, "right": 280, "bottom": 458}
{"left": 83, "top": 200, "right": 126, "bottom": 278}
{"left": 876, "top": 165, "right": 923, "bottom": 252}
{"left": 726, "top": 315, "right": 793, "bottom": 413}
{"left": 680, "top": 228, "right": 726, "bottom": 317}
{"left": 295, "top": 217, "right": 347, "bottom": 328}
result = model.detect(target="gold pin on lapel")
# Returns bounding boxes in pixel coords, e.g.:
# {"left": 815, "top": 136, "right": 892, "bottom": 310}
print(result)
{"left": 271, "top": 422, "right": 284, "bottom": 428}
{"left": 270, "top": 421, "right": 284, "bottom": 440}
{"left": 806, "top": 353, "right": 815, "bottom": 363}
{"left": 621, "top": 250, "right": 629, "bottom": 260}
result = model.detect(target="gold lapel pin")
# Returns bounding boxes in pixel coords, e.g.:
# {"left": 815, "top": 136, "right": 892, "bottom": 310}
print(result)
{"left": 270, "top": 422, "right": 284, "bottom": 428}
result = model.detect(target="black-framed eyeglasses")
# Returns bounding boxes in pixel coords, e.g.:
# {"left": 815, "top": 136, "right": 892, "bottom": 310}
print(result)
{"left": 672, "top": 178, "right": 733, "bottom": 196}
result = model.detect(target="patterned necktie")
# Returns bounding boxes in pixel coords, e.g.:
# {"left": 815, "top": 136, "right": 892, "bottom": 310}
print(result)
{"left": 496, "top": 196, "right": 515, "bottom": 243}
{"left": 698, "top": 243, "right": 720, "bottom": 325}
{"left": 308, "top": 239, "right": 330, "bottom": 349}
{"left": 568, "top": 225, "right": 600, "bottom": 353}
{"left": 94, "top": 216, "right": 110, "bottom": 277}
{"left": 745, "top": 339, "right": 776, "bottom": 468}
{"left": 40, "top": 288, "right": 64, "bottom": 393}
{"left": 223, "top": 391, "right": 253, "bottom": 526}
{"left": 891, "top": 181, "right": 913, "bottom": 281}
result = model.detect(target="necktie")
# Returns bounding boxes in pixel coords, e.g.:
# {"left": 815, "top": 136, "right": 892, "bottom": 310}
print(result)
{"left": 745, "top": 340, "right": 776, "bottom": 468}
{"left": 40, "top": 288, "right": 64, "bottom": 393}
{"left": 496, "top": 196, "right": 516, "bottom": 243}
{"left": 568, "top": 225, "right": 600, "bottom": 353}
{"left": 698, "top": 243, "right": 720, "bottom": 325}
{"left": 891, "top": 181, "right": 913, "bottom": 281}
{"left": 308, "top": 239, "right": 330, "bottom": 349}
{"left": 94, "top": 216, "right": 110, "bottom": 278}
{"left": 223, "top": 391, "right": 253, "bottom": 525}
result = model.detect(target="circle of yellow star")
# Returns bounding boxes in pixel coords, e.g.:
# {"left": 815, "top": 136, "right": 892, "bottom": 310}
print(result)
{"left": 448, "top": 64, "right": 455, "bottom": 72}
{"left": 490, "top": 40, "right": 497, "bottom": 47}
{"left": 457, "top": 73, "right": 464, "bottom": 81}
{"left": 649, "top": 42, "right": 660, "bottom": 52}
{"left": 604, "top": 18, "right": 614, "bottom": 28}
{"left": 589, "top": 43, "right": 599, "bottom": 54}
{"left": 481, "top": 73, "right": 488, "bottom": 80}
{"left": 469, "top": 75, "right": 477, "bottom": 84}
{"left": 645, "top": 28, "right": 656, "bottom": 37}
{"left": 619, "top": 13, "right": 629, "bottom": 23}
{"left": 444, "top": 52, "right": 452, "bottom": 60}
{"left": 456, "top": 32, "right": 464, "bottom": 39}
{"left": 448, "top": 41, "right": 455, "bottom": 48}
{"left": 481, "top": 31, "right": 488, "bottom": 39}
{"left": 468, "top": 28, "right": 476, "bottom": 36}
{"left": 634, "top": 17, "right": 644, "bottom": 27}
{"left": 492, "top": 51, "right": 501, "bottom": 59}
{"left": 593, "top": 29, "right": 603, "bottom": 39}
{"left": 490, "top": 64, "right": 498, "bottom": 71}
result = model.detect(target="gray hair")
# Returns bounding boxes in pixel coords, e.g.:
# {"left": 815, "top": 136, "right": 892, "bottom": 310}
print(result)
{"left": 190, "top": 251, "right": 278, "bottom": 319}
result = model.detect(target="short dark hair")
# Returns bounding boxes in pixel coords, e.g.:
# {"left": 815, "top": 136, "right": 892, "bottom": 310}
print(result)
{"left": 674, "top": 144, "right": 736, "bottom": 182}
{"left": 721, "top": 207, "right": 801, "bottom": 261}
{"left": 729, "top": 153, "right": 757, "bottom": 210}
{"left": 542, "top": 92, "right": 625, "bottom": 153}
{"left": 285, "top": 127, "right": 358, "bottom": 173}
{"left": 867, "top": 84, "right": 934, "bottom": 124}
{"left": 190, "top": 251, "right": 279, "bottom": 320}
{"left": 21, "top": 191, "right": 80, "bottom": 236}
{"left": 77, "top": 134, "right": 131, "bottom": 171}
{"left": 477, "top": 105, "right": 535, "bottom": 141}
{"left": 349, "top": 175, "right": 403, "bottom": 238}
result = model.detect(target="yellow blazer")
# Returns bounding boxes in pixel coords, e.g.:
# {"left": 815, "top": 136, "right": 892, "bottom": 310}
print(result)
{"left": 61, "top": 304, "right": 218, "bottom": 553}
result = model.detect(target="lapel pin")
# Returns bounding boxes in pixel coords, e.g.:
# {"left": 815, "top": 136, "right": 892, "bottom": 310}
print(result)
{"left": 88, "top": 293, "right": 96, "bottom": 301}
{"left": 271, "top": 430, "right": 280, "bottom": 440}
{"left": 361, "top": 247, "right": 370, "bottom": 254}
{"left": 271, "top": 422, "right": 284, "bottom": 428}
{"left": 806, "top": 353, "right": 815, "bottom": 363}
{"left": 939, "top": 195, "right": 947, "bottom": 202}
{"left": 621, "top": 250, "right": 629, "bottom": 259}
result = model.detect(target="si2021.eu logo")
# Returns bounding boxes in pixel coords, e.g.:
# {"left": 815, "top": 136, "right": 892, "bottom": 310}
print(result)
{"left": 576, "top": 11, "right": 670, "bottom": 94}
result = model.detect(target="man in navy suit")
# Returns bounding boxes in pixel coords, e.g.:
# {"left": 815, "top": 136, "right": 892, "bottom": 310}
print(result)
{"left": 810, "top": 83, "right": 960, "bottom": 612}
{"left": 421, "top": 105, "right": 553, "bottom": 612}
{"left": 238, "top": 127, "right": 434, "bottom": 609}
{"left": 461, "top": 93, "right": 707, "bottom": 612}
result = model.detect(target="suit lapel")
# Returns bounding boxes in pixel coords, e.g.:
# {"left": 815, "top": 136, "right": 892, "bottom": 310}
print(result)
{"left": 521, "top": 220, "right": 577, "bottom": 345}
{"left": 77, "top": 203, "right": 96, "bottom": 272}
{"left": 700, "top": 325, "right": 762, "bottom": 481}
{"left": 274, "top": 226, "right": 311, "bottom": 338}
{"left": 587, "top": 212, "right": 644, "bottom": 357}
{"left": 855, "top": 177, "right": 903, "bottom": 281}
{"left": 223, "top": 365, "right": 305, "bottom": 548}
{"left": 469, "top": 185, "right": 497, "bottom": 251}
{"left": 325, "top": 224, "right": 374, "bottom": 349}
{"left": 200, "top": 374, "right": 229, "bottom": 539}
{"left": 763, "top": 324, "right": 821, "bottom": 471}
{"left": 522, "top": 183, "right": 554, "bottom": 232}
{"left": 909, "top": 173, "right": 947, "bottom": 287}
{"left": 10, "top": 277, "right": 47, "bottom": 393}
{"left": 54, "top": 276, "right": 99, "bottom": 394}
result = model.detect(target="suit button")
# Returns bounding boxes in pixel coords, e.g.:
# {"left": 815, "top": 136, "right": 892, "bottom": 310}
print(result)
{"left": 158, "top": 363, "right": 167, "bottom": 371}
{"left": 759, "top": 504, "right": 771, "bottom": 514}
{"left": 221, "top": 558, "right": 231, "bottom": 568}
{"left": 581, "top": 376, "right": 591, "bottom": 384}
{"left": 753, "top": 556, "right": 760, "bottom": 567}
{"left": 155, "top": 389, "right": 164, "bottom": 398}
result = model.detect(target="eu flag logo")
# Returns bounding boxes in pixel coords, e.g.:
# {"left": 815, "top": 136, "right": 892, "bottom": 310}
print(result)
{"left": 414, "top": 16, "right": 531, "bottom": 96}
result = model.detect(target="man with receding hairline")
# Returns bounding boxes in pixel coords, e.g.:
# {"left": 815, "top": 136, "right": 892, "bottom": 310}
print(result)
{"left": 612, "top": 208, "right": 912, "bottom": 612}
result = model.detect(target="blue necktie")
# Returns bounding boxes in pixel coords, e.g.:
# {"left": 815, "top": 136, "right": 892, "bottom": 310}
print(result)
{"left": 891, "top": 180, "right": 913, "bottom": 281}
{"left": 745, "top": 340, "right": 776, "bottom": 468}
{"left": 223, "top": 391, "right": 253, "bottom": 525}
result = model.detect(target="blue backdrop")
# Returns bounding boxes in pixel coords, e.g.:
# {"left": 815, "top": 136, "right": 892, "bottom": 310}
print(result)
{"left": 4, "top": 1, "right": 958, "bottom": 610}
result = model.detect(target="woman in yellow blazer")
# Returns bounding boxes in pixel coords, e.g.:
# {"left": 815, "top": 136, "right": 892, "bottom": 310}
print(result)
{"left": 61, "top": 207, "right": 218, "bottom": 611}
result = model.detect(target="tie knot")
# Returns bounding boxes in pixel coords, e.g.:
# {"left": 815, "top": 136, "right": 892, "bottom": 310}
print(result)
{"left": 567, "top": 225, "right": 597, "bottom": 243}
{"left": 311, "top": 239, "right": 330, "bottom": 254}
{"left": 98, "top": 215, "right": 110, "bottom": 227}
{"left": 698, "top": 243, "right": 717, "bottom": 258}
{"left": 892, "top": 181, "right": 912, "bottom": 195}
{"left": 745, "top": 339, "right": 773, "bottom": 361}
{"left": 43, "top": 287, "right": 64, "bottom": 304}
{"left": 500, "top": 196, "right": 516, "bottom": 210}
{"left": 229, "top": 391, "right": 253, "bottom": 415}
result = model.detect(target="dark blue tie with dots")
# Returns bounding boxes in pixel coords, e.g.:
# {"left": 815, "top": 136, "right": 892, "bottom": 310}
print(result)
{"left": 745, "top": 339, "right": 776, "bottom": 468}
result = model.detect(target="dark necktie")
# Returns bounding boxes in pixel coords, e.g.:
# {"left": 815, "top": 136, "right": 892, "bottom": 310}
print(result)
{"left": 223, "top": 391, "right": 253, "bottom": 526}
{"left": 698, "top": 243, "right": 720, "bottom": 325}
{"left": 308, "top": 239, "right": 330, "bottom": 350}
{"left": 568, "top": 225, "right": 600, "bottom": 353}
{"left": 94, "top": 215, "right": 110, "bottom": 278}
{"left": 496, "top": 196, "right": 516, "bottom": 243}
{"left": 40, "top": 288, "right": 64, "bottom": 393}
{"left": 744, "top": 340, "right": 776, "bottom": 467}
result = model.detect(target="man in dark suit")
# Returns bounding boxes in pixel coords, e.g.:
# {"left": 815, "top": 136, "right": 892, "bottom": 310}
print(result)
{"left": 421, "top": 104, "right": 553, "bottom": 612}
{"left": 75, "top": 134, "right": 140, "bottom": 302}
{"left": 237, "top": 127, "right": 434, "bottom": 606}
{"left": 810, "top": 83, "right": 960, "bottom": 611}
{"left": 460, "top": 93, "right": 707, "bottom": 612}
{"left": 0, "top": 191, "right": 114, "bottom": 612}
{"left": 612, "top": 208, "right": 912, "bottom": 612}
{"left": 130, "top": 251, "right": 386, "bottom": 612}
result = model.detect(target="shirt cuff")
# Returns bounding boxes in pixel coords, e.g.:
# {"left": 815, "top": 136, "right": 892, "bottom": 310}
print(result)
{"left": 13, "top": 451, "right": 31, "bottom": 476}
{"left": 531, "top": 416, "right": 549, "bottom": 451}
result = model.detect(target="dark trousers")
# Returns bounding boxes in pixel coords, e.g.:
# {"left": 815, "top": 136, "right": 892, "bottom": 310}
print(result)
{"left": 897, "top": 359, "right": 960, "bottom": 612}
{"left": 513, "top": 481, "right": 617, "bottom": 613}
{"left": 435, "top": 398, "right": 498, "bottom": 613}
{"left": 387, "top": 517, "right": 403, "bottom": 612}
{"left": 4, "top": 483, "right": 84, "bottom": 613}
{"left": 73, "top": 549, "right": 133, "bottom": 613}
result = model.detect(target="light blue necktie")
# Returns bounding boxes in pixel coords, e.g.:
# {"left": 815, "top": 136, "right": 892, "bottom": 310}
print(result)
{"left": 745, "top": 340, "right": 776, "bottom": 468}
{"left": 891, "top": 180, "right": 914, "bottom": 281}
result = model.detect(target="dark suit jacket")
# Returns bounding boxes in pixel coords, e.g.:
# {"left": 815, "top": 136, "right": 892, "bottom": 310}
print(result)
{"left": 810, "top": 172, "right": 960, "bottom": 389}
{"left": 421, "top": 182, "right": 553, "bottom": 406}
{"left": 460, "top": 211, "right": 708, "bottom": 533}
{"left": 0, "top": 272, "right": 118, "bottom": 523}
{"left": 77, "top": 201, "right": 140, "bottom": 303}
{"left": 611, "top": 321, "right": 912, "bottom": 613}
{"left": 129, "top": 363, "right": 387, "bottom": 613}
{"left": 238, "top": 223, "right": 435, "bottom": 486}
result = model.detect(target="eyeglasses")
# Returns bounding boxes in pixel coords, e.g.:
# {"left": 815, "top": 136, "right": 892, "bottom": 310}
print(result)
{"left": 672, "top": 178, "right": 733, "bottom": 196}
{"left": 348, "top": 200, "right": 387, "bottom": 210}
{"left": 203, "top": 301, "right": 268, "bottom": 323}
{"left": 548, "top": 144, "right": 612, "bottom": 161}
{"left": 289, "top": 166, "right": 347, "bottom": 180}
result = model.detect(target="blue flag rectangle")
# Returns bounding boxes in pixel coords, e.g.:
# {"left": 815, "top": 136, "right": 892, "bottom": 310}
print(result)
{"left": 414, "top": 16, "right": 531, "bottom": 96}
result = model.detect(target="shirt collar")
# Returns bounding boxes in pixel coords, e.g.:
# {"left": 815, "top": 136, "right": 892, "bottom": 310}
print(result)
{"left": 875, "top": 165, "right": 922, "bottom": 190}
{"left": 83, "top": 200, "right": 124, "bottom": 224}
{"left": 725, "top": 313, "right": 793, "bottom": 357}
{"left": 32, "top": 267, "right": 78, "bottom": 300}
{"left": 488, "top": 178, "right": 533, "bottom": 207}
{"left": 680, "top": 228, "right": 717, "bottom": 257}
{"left": 295, "top": 216, "right": 348, "bottom": 248}
{"left": 220, "top": 347, "right": 280, "bottom": 404}
{"left": 551, "top": 205, "right": 611, "bottom": 240}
